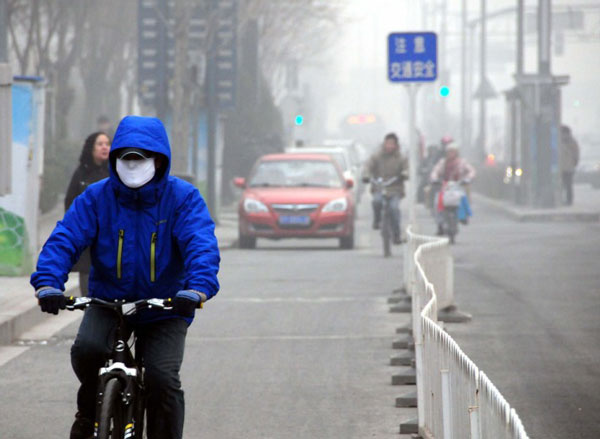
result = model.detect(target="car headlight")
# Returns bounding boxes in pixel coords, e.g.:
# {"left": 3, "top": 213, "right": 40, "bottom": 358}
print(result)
{"left": 322, "top": 197, "right": 348, "bottom": 212}
{"left": 243, "top": 198, "right": 268, "bottom": 213}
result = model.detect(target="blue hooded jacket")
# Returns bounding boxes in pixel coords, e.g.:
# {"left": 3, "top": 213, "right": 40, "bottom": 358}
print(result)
{"left": 31, "top": 116, "right": 220, "bottom": 323}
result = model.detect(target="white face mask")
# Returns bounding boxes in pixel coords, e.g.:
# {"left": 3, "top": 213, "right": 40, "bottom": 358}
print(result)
{"left": 116, "top": 157, "right": 156, "bottom": 188}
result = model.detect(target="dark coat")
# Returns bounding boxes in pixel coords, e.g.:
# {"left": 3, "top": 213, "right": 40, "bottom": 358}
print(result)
{"left": 64, "top": 158, "right": 110, "bottom": 273}
{"left": 364, "top": 147, "right": 409, "bottom": 197}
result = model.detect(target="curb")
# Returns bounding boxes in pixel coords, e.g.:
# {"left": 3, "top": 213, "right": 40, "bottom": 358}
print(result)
{"left": 0, "top": 284, "right": 79, "bottom": 346}
{"left": 473, "top": 193, "right": 600, "bottom": 223}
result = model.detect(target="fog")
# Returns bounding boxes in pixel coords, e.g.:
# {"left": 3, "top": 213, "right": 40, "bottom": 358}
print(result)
{"left": 2, "top": 2, "right": 600, "bottom": 438}
{"left": 3, "top": 0, "right": 599, "bottom": 210}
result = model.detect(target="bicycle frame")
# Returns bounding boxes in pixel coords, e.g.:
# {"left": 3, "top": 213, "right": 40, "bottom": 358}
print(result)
{"left": 371, "top": 177, "right": 399, "bottom": 258}
{"left": 66, "top": 297, "right": 173, "bottom": 438}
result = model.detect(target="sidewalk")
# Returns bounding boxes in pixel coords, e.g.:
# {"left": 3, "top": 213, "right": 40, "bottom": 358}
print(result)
{"left": 0, "top": 207, "right": 239, "bottom": 346}
{"left": 473, "top": 184, "right": 600, "bottom": 223}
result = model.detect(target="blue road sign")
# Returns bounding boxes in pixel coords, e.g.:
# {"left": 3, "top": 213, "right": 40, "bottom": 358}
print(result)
{"left": 387, "top": 32, "right": 437, "bottom": 83}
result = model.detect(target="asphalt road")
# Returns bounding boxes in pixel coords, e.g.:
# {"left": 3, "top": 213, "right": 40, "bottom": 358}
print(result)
{"left": 435, "top": 194, "right": 600, "bottom": 439}
{"left": 0, "top": 199, "right": 413, "bottom": 438}
{"left": 3, "top": 189, "right": 598, "bottom": 438}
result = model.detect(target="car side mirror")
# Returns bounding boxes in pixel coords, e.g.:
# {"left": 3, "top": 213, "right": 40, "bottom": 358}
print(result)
{"left": 345, "top": 178, "right": 354, "bottom": 189}
{"left": 233, "top": 177, "right": 246, "bottom": 189}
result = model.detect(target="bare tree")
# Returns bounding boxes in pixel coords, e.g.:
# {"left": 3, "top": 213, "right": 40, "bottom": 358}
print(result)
{"left": 239, "top": 0, "right": 344, "bottom": 88}
{"left": 7, "top": 0, "right": 89, "bottom": 144}
{"left": 78, "top": 0, "right": 137, "bottom": 135}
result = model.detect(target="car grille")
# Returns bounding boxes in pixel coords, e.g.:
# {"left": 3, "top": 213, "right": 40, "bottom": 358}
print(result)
{"left": 271, "top": 204, "right": 319, "bottom": 214}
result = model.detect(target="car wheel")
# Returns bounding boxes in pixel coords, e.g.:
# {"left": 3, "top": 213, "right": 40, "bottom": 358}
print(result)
{"left": 238, "top": 232, "right": 257, "bottom": 249}
{"left": 339, "top": 228, "right": 354, "bottom": 250}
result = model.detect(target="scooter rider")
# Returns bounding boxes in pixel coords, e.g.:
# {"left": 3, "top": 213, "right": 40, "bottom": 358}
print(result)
{"left": 31, "top": 115, "right": 220, "bottom": 439}
{"left": 363, "top": 133, "right": 408, "bottom": 244}
{"left": 429, "top": 143, "right": 476, "bottom": 235}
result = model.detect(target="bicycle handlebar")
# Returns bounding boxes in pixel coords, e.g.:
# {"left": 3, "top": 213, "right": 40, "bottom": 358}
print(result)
{"left": 370, "top": 176, "right": 398, "bottom": 187}
{"left": 65, "top": 296, "right": 174, "bottom": 314}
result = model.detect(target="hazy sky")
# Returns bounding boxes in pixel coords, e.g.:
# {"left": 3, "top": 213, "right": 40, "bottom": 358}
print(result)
{"left": 318, "top": 0, "right": 600, "bottom": 150}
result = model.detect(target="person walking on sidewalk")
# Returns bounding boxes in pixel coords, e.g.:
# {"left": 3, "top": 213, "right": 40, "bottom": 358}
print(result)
{"left": 64, "top": 131, "right": 111, "bottom": 295}
{"left": 560, "top": 125, "right": 580, "bottom": 206}
{"left": 363, "top": 133, "right": 408, "bottom": 244}
{"left": 31, "top": 115, "right": 221, "bottom": 439}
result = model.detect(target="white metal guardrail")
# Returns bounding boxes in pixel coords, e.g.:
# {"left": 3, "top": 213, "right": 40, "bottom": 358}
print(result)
{"left": 407, "top": 226, "right": 530, "bottom": 439}
{"left": 403, "top": 228, "right": 454, "bottom": 310}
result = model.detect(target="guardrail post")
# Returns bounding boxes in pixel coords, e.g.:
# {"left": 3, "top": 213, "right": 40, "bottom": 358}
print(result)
{"left": 415, "top": 339, "right": 425, "bottom": 430}
{"left": 441, "top": 369, "right": 453, "bottom": 439}
{"left": 469, "top": 405, "right": 481, "bottom": 439}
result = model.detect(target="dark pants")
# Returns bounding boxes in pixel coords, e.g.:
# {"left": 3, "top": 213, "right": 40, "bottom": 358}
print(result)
{"left": 562, "top": 171, "right": 574, "bottom": 205}
{"left": 372, "top": 193, "right": 401, "bottom": 238}
{"left": 71, "top": 307, "right": 188, "bottom": 439}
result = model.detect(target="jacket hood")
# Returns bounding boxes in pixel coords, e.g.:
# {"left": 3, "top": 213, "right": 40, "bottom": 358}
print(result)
{"left": 109, "top": 116, "right": 171, "bottom": 202}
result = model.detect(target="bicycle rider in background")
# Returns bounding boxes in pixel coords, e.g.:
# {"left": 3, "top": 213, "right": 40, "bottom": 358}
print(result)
{"left": 429, "top": 142, "right": 476, "bottom": 235}
{"left": 363, "top": 132, "right": 409, "bottom": 244}
{"left": 30, "top": 115, "right": 221, "bottom": 439}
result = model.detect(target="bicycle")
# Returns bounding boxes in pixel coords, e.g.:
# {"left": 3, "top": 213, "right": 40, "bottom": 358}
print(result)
{"left": 65, "top": 296, "right": 191, "bottom": 439}
{"left": 435, "top": 180, "right": 466, "bottom": 244}
{"left": 370, "top": 177, "right": 399, "bottom": 258}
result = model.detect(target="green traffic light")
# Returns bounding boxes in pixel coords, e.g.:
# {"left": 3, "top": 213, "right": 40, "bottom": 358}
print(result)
{"left": 439, "top": 86, "right": 450, "bottom": 97}
{"left": 295, "top": 115, "right": 304, "bottom": 126}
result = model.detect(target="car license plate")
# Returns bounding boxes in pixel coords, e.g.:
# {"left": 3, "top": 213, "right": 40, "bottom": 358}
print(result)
{"left": 279, "top": 215, "right": 310, "bottom": 225}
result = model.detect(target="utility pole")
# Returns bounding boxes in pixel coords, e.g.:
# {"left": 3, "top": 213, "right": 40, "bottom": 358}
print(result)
{"left": 478, "top": 0, "right": 487, "bottom": 161}
{"left": 517, "top": 0, "right": 524, "bottom": 76}
{"left": 156, "top": 0, "right": 169, "bottom": 122}
{"left": 0, "top": 0, "right": 6, "bottom": 62}
{"left": 461, "top": 0, "right": 468, "bottom": 149}
{"left": 514, "top": 0, "right": 525, "bottom": 203}
{"left": 0, "top": 0, "right": 12, "bottom": 196}
{"left": 538, "top": 0, "right": 551, "bottom": 76}
{"left": 536, "top": 0, "right": 555, "bottom": 207}
{"left": 440, "top": 0, "right": 448, "bottom": 137}
{"left": 206, "top": 41, "right": 217, "bottom": 219}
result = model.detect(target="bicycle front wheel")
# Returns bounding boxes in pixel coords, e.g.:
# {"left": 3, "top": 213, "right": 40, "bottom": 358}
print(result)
{"left": 96, "top": 378, "right": 124, "bottom": 439}
{"left": 381, "top": 205, "right": 392, "bottom": 257}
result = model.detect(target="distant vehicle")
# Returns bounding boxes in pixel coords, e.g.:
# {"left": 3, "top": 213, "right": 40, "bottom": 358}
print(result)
{"left": 234, "top": 153, "right": 356, "bottom": 249}
{"left": 339, "top": 112, "right": 387, "bottom": 147}
{"left": 322, "top": 139, "right": 368, "bottom": 168}
{"left": 285, "top": 145, "right": 361, "bottom": 201}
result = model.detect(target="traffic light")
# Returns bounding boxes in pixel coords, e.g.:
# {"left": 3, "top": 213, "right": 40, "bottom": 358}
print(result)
{"left": 439, "top": 85, "right": 450, "bottom": 97}
{"left": 295, "top": 115, "right": 304, "bottom": 126}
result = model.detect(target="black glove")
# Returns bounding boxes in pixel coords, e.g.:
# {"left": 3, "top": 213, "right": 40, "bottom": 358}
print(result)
{"left": 172, "top": 290, "right": 202, "bottom": 318}
{"left": 38, "top": 288, "right": 66, "bottom": 315}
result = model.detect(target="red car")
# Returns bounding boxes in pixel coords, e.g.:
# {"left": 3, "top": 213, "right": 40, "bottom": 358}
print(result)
{"left": 234, "top": 153, "right": 355, "bottom": 249}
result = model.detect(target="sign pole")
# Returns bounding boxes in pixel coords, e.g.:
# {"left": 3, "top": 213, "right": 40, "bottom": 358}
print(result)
{"left": 407, "top": 83, "right": 419, "bottom": 230}
{"left": 387, "top": 32, "right": 436, "bottom": 232}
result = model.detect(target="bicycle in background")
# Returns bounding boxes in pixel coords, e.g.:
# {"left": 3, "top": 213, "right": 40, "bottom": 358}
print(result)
{"left": 370, "top": 176, "right": 399, "bottom": 257}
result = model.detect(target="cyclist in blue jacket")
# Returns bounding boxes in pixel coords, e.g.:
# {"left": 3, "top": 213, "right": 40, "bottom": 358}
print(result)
{"left": 31, "top": 115, "right": 220, "bottom": 439}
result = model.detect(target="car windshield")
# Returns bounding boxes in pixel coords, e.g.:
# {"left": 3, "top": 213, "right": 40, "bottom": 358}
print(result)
{"left": 249, "top": 160, "right": 343, "bottom": 188}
